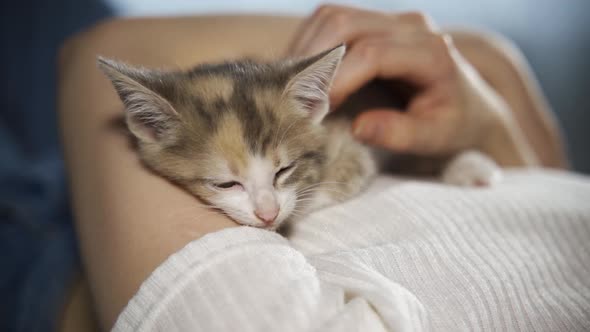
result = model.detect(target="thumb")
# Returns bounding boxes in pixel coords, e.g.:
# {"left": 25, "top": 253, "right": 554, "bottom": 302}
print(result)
{"left": 352, "top": 109, "right": 429, "bottom": 153}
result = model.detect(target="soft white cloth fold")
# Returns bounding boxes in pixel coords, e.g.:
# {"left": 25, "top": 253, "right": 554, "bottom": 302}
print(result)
{"left": 113, "top": 170, "right": 590, "bottom": 331}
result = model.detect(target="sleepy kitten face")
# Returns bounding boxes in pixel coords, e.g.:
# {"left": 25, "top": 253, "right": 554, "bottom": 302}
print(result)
{"left": 99, "top": 45, "right": 345, "bottom": 229}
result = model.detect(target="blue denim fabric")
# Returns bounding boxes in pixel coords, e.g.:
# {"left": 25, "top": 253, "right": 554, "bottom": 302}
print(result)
{"left": 0, "top": 1, "right": 112, "bottom": 331}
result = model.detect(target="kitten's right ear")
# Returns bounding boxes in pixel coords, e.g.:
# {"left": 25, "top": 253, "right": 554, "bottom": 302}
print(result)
{"left": 284, "top": 44, "right": 345, "bottom": 124}
{"left": 97, "top": 56, "right": 180, "bottom": 144}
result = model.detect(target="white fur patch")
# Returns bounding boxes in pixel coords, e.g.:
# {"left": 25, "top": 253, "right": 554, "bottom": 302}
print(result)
{"left": 442, "top": 150, "right": 503, "bottom": 187}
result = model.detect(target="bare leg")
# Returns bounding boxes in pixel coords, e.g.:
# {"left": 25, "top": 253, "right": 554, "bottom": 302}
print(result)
{"left": 56, "top": 15, "right": 567, "bottom": 331}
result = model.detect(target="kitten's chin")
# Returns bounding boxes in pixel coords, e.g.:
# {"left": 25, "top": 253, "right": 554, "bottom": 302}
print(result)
{"left": 236, "top": 218, "right": 287, "bottom": 232}
{"left": 262, "top": 221, "right": 284, "bottom": 231}
{"left": 253, "top": 224, "right": 279, "bottom": 231}
{"left": 248, "top": 220, "right": 284, "bottom": 231}
{"left": 230, "top": 216, "right": 274, "bottom": 230}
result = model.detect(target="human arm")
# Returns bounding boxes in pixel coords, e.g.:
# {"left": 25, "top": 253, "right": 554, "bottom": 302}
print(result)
{"left": 450, "top": 30, "right": 569, "bottom": 168}
{"left": 288, "top": 5, "right": 568, "bottom": 168}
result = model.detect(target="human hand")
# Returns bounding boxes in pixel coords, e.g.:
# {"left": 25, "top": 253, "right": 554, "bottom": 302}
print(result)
{"left": 289, "top": 5, "right": 537, "bottom": 166}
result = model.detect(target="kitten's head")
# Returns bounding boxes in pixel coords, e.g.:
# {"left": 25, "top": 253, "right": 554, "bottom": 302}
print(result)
{"left": 98, "top": 45, "right": 344, "bottom": 229}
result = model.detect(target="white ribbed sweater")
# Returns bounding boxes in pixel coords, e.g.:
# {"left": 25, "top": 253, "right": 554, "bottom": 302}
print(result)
{"left": 113, "top": 170, "right": 590, "bottom": 331}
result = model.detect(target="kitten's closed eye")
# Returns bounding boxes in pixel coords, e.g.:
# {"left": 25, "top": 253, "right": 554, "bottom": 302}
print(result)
{"left": 214, "top": 181, "right": 243, "bottom": 190}
{"left": 275, "top": 164, "right": 295, "bottom": 183}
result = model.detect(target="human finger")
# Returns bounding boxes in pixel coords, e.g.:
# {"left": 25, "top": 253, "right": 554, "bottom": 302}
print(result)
{"left": 288, "top": 6, "right": 330, "bottom": 55}
{"left": 352, "top": 109, "right": 434, "bottom": 153}
{"left": 330, "top": 34, "right": 454, "bottom": 107}
{"left": 297, "top": 7, "right": 394, "bottom": 56}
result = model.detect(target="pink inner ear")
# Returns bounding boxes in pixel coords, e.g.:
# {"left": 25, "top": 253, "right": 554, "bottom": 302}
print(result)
{"left": 295, "top": 94, "right": 324, "bottom": 113}
{"left": 287, "top": 70, "right": 332, "bottom": 123}
{"left": 286, "top": 45, "right": 345, "bottom": 123}
{"left": 127, "top": 112, "right": 160, "bottom": 142}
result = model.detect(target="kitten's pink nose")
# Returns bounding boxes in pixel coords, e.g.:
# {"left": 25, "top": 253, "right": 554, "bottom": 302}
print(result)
{"left": 255, "top": 207, "right": 279, "bottom": 225}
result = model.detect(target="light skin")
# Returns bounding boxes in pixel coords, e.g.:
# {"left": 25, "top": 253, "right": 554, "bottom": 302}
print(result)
{"left": 57, "top": 9, "right": 567, "bottom": 332}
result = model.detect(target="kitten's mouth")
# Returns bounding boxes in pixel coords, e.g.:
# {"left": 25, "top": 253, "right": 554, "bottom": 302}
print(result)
{"left": 255, "top": 219, "right": 284, "bottom": 231}
{"left": 258, "top": 222, "right": 280, "bottom": 231}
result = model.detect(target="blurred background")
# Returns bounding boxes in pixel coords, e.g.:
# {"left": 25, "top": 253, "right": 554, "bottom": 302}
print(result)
{"left": 1, "top": 0, "right": 588, "bottom": 331}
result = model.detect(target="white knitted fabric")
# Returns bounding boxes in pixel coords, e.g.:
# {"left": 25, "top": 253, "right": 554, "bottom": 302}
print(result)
{"left": 113, "top": 169, "right": 590, "bottom": 331}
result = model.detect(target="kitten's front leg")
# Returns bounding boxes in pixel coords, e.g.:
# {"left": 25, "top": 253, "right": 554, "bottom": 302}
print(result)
{"left": 442, "top": 150, "right": 503, "bottom": 187}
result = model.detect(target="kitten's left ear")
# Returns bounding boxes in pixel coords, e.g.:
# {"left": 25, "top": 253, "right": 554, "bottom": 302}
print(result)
{"left": 97, "top": 57, "right": 181, "bottom": 144}
{"left": 285, "top": 44, "right": 345, "bottom": 124}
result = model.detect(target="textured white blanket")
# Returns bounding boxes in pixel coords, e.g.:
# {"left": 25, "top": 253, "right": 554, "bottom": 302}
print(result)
{"left": 113, "top": 170, "right": 590, "bottom": 331}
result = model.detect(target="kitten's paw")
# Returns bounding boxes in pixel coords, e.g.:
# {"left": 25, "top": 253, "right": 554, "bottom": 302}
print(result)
{"left": 442, "top": 150, "right": 502, "bottom": 187}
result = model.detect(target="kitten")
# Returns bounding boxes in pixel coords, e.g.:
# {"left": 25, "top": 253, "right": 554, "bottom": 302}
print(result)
{"left": 98, "top": 45, "right": 500, "bottom": 229}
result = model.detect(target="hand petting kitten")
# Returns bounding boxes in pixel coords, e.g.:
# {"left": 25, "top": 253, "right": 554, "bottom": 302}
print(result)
{"left": 289, "top": 5, "right": 538, "bottom": 169}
